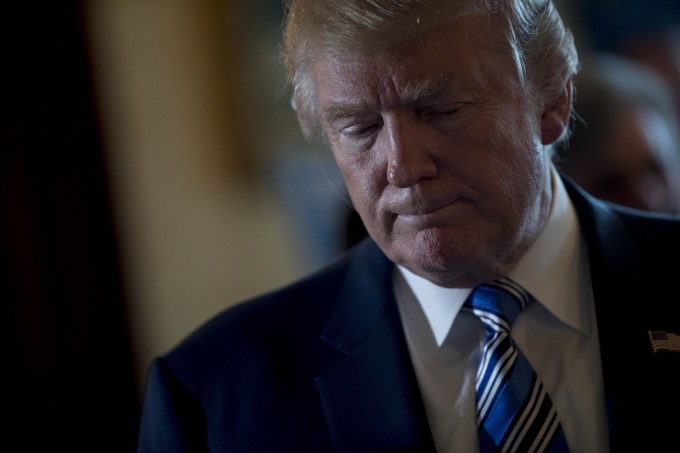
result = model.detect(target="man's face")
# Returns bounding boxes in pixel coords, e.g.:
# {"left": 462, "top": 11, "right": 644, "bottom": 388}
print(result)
{"left": 313, "top": 15, "right": 555, "bottom": 287}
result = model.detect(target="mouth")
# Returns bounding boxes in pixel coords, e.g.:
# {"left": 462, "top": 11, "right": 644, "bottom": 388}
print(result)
{"left": 395, "top": 198, "right": 468, "bottom": 225}
{"left": 395, "top": 196, "right": 465, "bottom": 215}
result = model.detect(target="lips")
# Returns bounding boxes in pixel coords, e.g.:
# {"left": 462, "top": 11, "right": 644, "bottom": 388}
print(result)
{"left": 391, "top": 201, "right": 473, "bottom": 232}
{"left": 392, "top": 196, "right": 464, "bottom": 216}
{"left": 397, "top": 204, "right": 449, "bottom": 216}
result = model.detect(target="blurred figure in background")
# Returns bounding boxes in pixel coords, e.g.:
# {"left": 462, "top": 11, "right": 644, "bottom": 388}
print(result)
{"left": 618, "top": 26, "right": 680, "bottom": 114}
{"left": 554, "top": 52, "right": 680, "bottom": 214}
{"left": 564, "top": 0, "right": 680, "bottom": 110}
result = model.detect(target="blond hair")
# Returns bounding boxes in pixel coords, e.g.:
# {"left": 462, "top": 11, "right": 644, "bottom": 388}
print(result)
{"left": 281, "top": 0, "right": 579, "bottom": 142}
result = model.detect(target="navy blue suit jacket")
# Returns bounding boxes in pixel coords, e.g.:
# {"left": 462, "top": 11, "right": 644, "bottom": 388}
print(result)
{"left": 137, "top": 176, "right": 680, "bottom": 452}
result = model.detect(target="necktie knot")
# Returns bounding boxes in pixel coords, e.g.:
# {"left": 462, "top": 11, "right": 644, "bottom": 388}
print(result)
{"left": 464, "top": 278, "right": 531, "bottom": 333}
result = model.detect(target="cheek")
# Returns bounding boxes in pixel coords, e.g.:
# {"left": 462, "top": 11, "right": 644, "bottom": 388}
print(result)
{"left": 481, "top": 114, "right": 546, "bottom": 200}
{"left": 332, "top": 147, "right": 386, "bottom": 212}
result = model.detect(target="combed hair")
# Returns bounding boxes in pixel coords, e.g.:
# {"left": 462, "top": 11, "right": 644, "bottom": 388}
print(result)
{"left": 281, "top": 0, "right": 579, "bottom": 143}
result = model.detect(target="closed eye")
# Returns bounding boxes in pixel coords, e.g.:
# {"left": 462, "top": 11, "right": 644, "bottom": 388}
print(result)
{"left": 340, "top": 120, "right": 382, "bottom": 139}
{"left": 422, "top": 103, "right": 465, "bottom": 117}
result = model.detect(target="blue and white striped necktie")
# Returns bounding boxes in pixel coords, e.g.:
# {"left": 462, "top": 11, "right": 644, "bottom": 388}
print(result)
{"left": 463, "top": 278, "right": 569, "bottom": 453}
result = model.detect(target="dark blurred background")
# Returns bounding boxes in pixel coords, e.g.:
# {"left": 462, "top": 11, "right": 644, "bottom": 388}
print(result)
{"left": 2, "top": 2, "right": 139, "bottom": 450}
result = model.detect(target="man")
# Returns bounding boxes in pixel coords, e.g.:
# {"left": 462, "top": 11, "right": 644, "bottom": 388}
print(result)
{"left": 553, "top": 52, "right": 680, "bottom": 215}
{"left": 137, "top": 1, "right": 680, "bottom": 451}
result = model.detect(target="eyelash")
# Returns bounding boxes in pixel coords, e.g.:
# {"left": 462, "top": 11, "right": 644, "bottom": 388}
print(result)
{"left": 338, "top": 103, "right": 467, "bottom": 140}
{"left": 423, "top": 103, "right": 465, "bottom": 117}
{"left": 344, "top": 124, "right": 379, "bottom": 138}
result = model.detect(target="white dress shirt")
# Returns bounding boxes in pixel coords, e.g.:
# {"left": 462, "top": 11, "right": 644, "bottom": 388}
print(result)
{"left": 394, "top": 166, "right": 609, "bottom": 452}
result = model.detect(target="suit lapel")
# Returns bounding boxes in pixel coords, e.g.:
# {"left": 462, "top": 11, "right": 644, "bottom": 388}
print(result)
{"left": 315, "top": 240, "right": 436, "bottom": 453}
{"left": 563, "top": 175, "right": 680, "bottom": 449}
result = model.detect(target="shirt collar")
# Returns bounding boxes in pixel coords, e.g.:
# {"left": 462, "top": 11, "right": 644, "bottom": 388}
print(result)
{"left": 398, "top": 165, "right": 592, "bottom": 346}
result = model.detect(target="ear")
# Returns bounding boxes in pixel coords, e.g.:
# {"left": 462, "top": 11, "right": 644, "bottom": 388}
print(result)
{"left": 540, "top": 80, "right": 573, "bottom": 145}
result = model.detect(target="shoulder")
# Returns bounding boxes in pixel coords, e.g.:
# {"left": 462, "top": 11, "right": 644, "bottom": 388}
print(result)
{"left": 157, "top": 237, "right": 390, "bottom": 384}
{"left": 562, "top": 174, "right": 680, "bottom": 299}
{"left": 562, "top": 172, "right": 680, "bottom": 282}
{"left": 561, "top": 172, "right": 680, "bottom": 248}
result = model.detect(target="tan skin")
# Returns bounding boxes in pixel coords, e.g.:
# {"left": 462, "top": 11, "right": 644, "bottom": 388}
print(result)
{"left": 313, "top": 15, "right": 571, "bottom": 288}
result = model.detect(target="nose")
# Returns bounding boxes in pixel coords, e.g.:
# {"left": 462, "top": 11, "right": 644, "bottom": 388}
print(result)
{"left": 380, "top": 113, "right": 437, "bottom": 188}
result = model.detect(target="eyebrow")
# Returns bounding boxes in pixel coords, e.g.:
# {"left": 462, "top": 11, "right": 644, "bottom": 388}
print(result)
{"left": 322, "top": 102, "right": 374, "bottom": 125}
{"left": 399, "top": 74, "right": 461, "bottom": 104}
{"left": 321, "top": 72, "right": 481, "bottom": 124}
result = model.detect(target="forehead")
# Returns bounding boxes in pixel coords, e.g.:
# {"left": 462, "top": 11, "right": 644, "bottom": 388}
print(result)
{"left": 311, "top": 14, "right": 516, "bottom": 109}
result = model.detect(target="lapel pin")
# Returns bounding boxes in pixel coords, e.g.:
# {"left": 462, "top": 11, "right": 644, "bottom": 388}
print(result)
{"left": 648, "top": 330, "right": 680, "bottom": 354}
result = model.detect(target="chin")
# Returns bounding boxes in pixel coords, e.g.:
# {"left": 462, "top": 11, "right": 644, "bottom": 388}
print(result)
{"left": 399, "top": 244, "right": 469, "bottom": 281}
